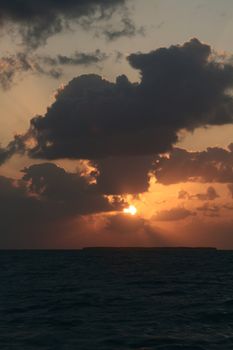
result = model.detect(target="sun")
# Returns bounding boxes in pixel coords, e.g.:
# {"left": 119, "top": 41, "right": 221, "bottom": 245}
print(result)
{"left": 123, "top": 205, "right": 137, "bottom": 216}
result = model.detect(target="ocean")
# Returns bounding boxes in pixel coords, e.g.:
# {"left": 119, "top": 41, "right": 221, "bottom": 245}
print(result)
{"left": 1, "top": 248, "right": 233, "bottom": 349}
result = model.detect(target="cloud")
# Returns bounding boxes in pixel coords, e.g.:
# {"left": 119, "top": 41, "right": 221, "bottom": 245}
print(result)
{"left": 49, "top": 49, "right": 108, "bottom": 66}
{"left": 155, "top": 144, "right": 233, "bottom": 185}
{"left": 153, "top": 207, "right": 196, "bottom": 221}
{"left": 0, "top": 173, "right": 65, "bottom": 248}
{"left": 0, "top": 52, "right": 61, "bottom": 89}
{"left": 92, "top": 155, "right": 154, "bottom": 194}
{"left": 25, "top": 73, "right": 177, "bottom": 160}
{"left": 178, "top": 187, "right": 219, "bottom": 201}
{"left": 0, "top": 162, "right": 124, "bottom": 248}
{"left": 22, "top": 162, "right": 122, "bottom": 214}
{"left": 178, "top": 190, "right": 190, "bottom": 200}
{"left": 4, "top": 38, "right": 233, "bottom": 163}
{"left": 228, "top": 183, "right": 233, "bottom": 198}
{"left": 103, "top": 17, "right": 144, "bottom": 41}
{"left": 195, "top": 186, "right": 219, "bottom": 201}
{"left": 0, "top": 135, "right": 25, "bottom": 165}
{"left": 115, "top": 51, "right": 124, "bottom": 62}
{"left": 196, "top": 203, "right": 220, "bottom": 217}
{"left": 0, "top": 163, "right": 171, "bottom": 248}
{"left": 0, "top": 50, "right": 108, "bottom": 90}
{"left": 0, "top": 162, "right": 231, "bottom": 248}
{"left": 0, "top": 0, "right": 127, "bottom": 48}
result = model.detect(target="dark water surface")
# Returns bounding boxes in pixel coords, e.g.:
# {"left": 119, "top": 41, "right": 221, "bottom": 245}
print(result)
{"left": 1, "top": 248, "right": 233, "bottom": 349}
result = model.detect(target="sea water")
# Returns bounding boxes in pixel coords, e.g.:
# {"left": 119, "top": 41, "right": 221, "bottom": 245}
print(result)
{"left": 0, "top": 248, "right": 233, "bottom": 350}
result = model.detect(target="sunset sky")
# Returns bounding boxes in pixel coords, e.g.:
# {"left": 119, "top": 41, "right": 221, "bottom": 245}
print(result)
{"left": 1, "top": 0, "right": 233, "bottom": 248}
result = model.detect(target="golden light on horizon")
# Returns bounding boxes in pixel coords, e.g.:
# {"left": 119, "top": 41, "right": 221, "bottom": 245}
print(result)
{"left": 123, "top": 205, "right": 137, "bottom": 216}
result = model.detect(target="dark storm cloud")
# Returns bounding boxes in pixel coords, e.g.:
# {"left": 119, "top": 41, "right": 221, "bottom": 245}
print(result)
{"left": 0, "top": 172, "right": 80, "bottom": 247}
{"left": 0, "top": 0, "right": 127, "bottom": 48}
{"left": 128, "top": 38, "right": 233, "bottom": 129}
{"left": 24, "top": 156, "right": 154, "bottom": 197}
{"left": 0, "top": 163, "right": 123, "bottom": 247}
{"left": 153, "top": 207, "right": 196, "bottom": 222}
{"left": 22, "top": 162, "right": 122, "bottom": 214}
{"left": 91, "top": 155, "right": 154, "bottom": 194}
{"left": 154, "top": 144, "right": 233, "bottom": 185}
{"left": 0, "top": 50, "right": 108, "bottom": 90}
{"left": 27, "top": 73, "right": 177, "bottom": 160}
{"left": 7, "top": 38, "right": 233, "bottom": 162}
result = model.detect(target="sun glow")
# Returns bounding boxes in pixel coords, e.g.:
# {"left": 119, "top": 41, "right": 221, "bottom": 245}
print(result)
{"left": 123, "top": 205, "right": 137, "bottom": 216}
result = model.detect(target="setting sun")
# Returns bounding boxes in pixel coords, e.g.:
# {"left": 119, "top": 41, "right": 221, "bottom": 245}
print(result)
{"left": 123, "top": 205, "right": 137, "bottom": 216}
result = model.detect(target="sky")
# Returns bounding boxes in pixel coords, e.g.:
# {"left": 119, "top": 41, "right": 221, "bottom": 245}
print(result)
{"left": 1, "top": 0, "right": 233, "bottom": 248}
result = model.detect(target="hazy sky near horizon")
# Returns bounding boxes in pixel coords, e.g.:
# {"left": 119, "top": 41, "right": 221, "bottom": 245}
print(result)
{"left": 1, "top": 0, "right": 233, "bottom": 248}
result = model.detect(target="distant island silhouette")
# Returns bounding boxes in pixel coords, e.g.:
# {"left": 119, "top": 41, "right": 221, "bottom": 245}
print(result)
{"left": 82, "top": 247, "right": 217, "bottom": 251}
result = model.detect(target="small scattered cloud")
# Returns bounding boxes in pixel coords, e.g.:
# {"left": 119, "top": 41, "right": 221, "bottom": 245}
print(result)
{"left": 103, "top": 17, "right": 144, "bottom": 41}
{"left": 196, "top": 202, "right": 220, "bottom": 217}
{"left": 153, "top": 207, "right": 196, "bottom": 222}
{"left": 42, "top": 49, "right": 109, "bottom": 67}
{"left": 0, "top": 49, "right": 108, "bottom": 90}
{"left": 194, "top": 186, "right": 219, "bottom": 201}
{"left": 178, "top": 190, "right": 190, "bottom": 200}
{"left": 178, "top": 187, "right": 219, "bottom": 201}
